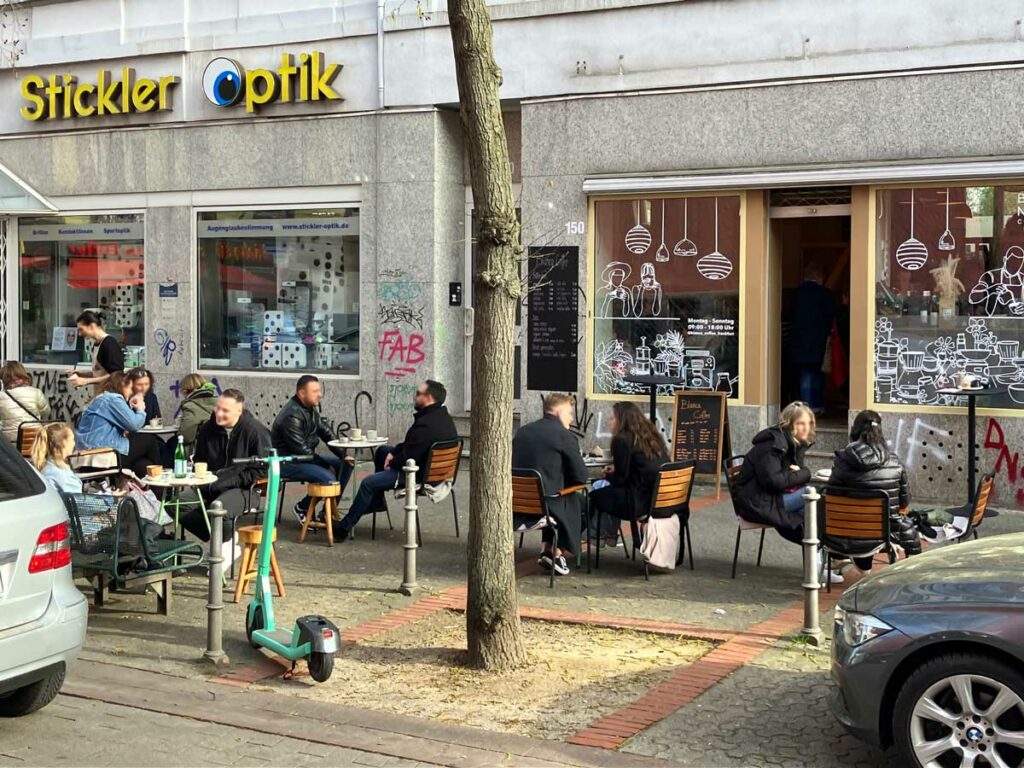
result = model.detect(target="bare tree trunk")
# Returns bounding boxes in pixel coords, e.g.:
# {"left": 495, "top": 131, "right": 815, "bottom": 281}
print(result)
{"left": 447, "top": 0, "right": 526, "bottom": 670}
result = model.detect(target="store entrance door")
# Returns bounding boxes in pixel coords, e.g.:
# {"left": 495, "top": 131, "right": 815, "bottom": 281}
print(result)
{"left": 769, "top": 191, "right": 852, "bottom": 424}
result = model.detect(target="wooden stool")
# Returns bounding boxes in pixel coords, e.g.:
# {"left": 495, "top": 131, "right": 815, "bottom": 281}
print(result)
{"left": 301, "top": 483, "right": 341, "bottom": 547}
{"left": 233, "top": 525, "right": 285, "bottom": 603}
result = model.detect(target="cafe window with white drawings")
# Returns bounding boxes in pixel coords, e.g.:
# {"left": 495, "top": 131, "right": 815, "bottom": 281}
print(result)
{"left": 591, "top": 194, "right": 741, "bottom": 398}
{"left": 874, "top": 183, "right": 1024, "bottom": 409}
{"left": 197, "top": 208, "right": 360, "bottom": 373}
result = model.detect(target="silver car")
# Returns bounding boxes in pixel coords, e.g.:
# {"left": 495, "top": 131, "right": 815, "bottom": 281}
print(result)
{"left": 0, "top": 436, "right": 87, "bottom": 716}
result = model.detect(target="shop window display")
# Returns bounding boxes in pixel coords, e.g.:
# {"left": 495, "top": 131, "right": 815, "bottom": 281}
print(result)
{"left": 875, "top": 184, "right": 1024, "bottom": 408}
{"left": 198, "top": 208, "right": 360, "bottom": 373}
{"left": 591, "top": 195, "right": 741, "bottom": 398}
{"left": 19, "top": 214, "right": 146, "bottom": 367}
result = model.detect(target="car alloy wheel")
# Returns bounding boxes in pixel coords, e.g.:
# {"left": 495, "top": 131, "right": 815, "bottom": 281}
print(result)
{"left": 910, "top": 673, "right": 1024, "bottom": 767}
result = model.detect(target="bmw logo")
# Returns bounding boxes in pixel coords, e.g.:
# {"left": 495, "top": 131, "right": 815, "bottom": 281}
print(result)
{"left": 966, "top": 726, "right": 984, "bottom": 743}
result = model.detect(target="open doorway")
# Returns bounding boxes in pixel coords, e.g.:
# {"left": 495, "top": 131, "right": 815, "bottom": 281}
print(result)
{"left": 771, "top": 201, "right": 851, "bottom": 425}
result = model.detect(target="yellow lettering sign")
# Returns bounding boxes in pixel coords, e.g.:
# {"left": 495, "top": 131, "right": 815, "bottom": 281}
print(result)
{"left": 204, "top": 50, "right": 342, "bottom": 112}
{"left": 19, "top": 68, "right": 180, "bottom": 121}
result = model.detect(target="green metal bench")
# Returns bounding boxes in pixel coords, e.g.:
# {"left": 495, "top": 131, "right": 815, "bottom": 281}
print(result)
{"left": 62, "top": 491, "right": 205, "bottom": 615}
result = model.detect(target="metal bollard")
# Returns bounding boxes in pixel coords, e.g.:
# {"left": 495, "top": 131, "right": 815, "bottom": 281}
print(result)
{"left": 800, "top": 486, "right": 823, "bottom": 647}
{"left": 203, "top": 501, "right": 230, "bottom": 667}
{"left": 399, "top": 459, "right": 420, "bottom": 596}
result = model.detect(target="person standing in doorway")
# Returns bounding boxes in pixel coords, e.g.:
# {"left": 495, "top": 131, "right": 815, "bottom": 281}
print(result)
{"left": 67, "top": 310, "right": 125, "bottom": 396}
{"left": 790, "top": 265, "right": 835, "bottom": 415}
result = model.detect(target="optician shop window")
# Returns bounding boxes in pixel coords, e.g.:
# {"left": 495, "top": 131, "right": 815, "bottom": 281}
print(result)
{"left": 874, "top": 183, "right": 1024, "bottom": 409}
{"left": 198, "top": 208, "right": 360, "bottom": 373}
{"left": 19, "top": 214, "right": 145, "bottom": 367}
{"left": 592, "top": 195, "right": 741, "bottom": 398}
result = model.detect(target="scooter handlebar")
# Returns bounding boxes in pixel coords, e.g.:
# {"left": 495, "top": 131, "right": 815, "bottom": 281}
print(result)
{"left": 231, "top": 454, "right": 315, "bottom": 466}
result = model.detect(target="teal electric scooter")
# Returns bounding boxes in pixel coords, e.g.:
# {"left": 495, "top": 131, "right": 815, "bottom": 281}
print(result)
{"left": 233, "top": 450, "right": 339, "bottom": 682}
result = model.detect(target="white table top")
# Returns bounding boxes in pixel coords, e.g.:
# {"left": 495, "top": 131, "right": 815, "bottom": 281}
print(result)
{"left": 139, "top": 424, "right": 179, "bottom": 435}
{"left": 142, "top": 472, "right": 217, "bottom": 488}
{"left": 583, "top": 455, "right": 612, "bottom": 467}
{"left": 328, "top": 437, "right": 388, "bottom": 450}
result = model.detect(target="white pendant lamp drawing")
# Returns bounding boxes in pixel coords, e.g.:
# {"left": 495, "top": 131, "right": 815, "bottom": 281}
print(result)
{"left": 625, "top": 200, "right": 652, "bottom": 254}
{"left": 697, "top": 197, "right": 733, "bottom": 280}
{"left": 938, "top": 187, "right": 956, "bottom": 251}
{"left": 896, "top": 191, "right": 929, "bottom": 271}
{"left": 655, "top": 200, "right": 670, "bottom": 262}
{"left": 673, "top": 197, "right": 698, "bottom": 257}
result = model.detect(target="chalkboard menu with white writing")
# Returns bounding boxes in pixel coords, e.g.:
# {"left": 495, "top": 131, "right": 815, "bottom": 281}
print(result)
{"left": 527, "top": 246, "right": 579, "bottom": 392}
{"left": 671, "top": 391, "right": 730, "bottom": 495}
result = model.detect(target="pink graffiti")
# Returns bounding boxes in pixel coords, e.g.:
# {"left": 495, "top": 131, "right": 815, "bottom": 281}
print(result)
{"left": 983, "top": 418, "right": 1024, "bottom": 505}
{"left": 378, "top": 330, "right": 425, "bottom": 379}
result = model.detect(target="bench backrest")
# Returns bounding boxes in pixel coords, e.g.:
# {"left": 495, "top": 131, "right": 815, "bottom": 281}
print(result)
{"left": 650, "top": 461, "right": 696, "bottom": 518}
{"left": 823, "top": 489, "right": 889, "bottom": 541}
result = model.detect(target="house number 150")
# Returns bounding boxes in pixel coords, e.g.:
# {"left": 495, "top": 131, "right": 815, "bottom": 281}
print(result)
{"left": 565, "top": 221, "right": 585, "bottom": 235}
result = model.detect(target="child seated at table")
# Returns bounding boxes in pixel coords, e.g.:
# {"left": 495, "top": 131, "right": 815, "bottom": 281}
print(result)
{"left": 31, "top": 422, "right": 83, "bottom": 494}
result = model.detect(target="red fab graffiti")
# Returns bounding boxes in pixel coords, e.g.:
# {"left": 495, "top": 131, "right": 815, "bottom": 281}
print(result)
{"left": 378, "top": 330, "right": 425, "bottom": 379}
{"left": 983, "top": 417, "right": 1024, "bottom": 505}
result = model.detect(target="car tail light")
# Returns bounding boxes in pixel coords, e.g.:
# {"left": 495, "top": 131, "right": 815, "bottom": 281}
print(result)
{"left": 28, "top": 522, "right": 71, "bottom": 574}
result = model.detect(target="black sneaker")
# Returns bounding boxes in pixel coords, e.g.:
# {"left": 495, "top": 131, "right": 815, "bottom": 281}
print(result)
{"left": 538, "top": 553, "right": 553, "bottom": 570}
{"left": 552, "top": 555, "right": 570, "bottom": 576}
{"left": 293, "top": 501, "right": 308, "bottom": 526}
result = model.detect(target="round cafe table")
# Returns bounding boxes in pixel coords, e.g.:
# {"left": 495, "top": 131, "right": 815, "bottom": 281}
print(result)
{"left": 327, "top": 437, "right": 389, "bottom": 505}
{"left": 142, "top": 471, "right": 217, "bottom": 539}
{"left": 139, "top": 424, "right": 179, "bottom": 437}
{"left": 936, "top": 386, "right": 1005, "bottom": 506}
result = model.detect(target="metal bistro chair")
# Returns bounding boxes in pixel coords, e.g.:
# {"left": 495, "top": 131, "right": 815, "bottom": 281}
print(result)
{"left": 951, "top": 473, "right": 995, "bottom": 543}
{"left": 724, "top": 455, "right": 773, "bottom": 579}
{"left": 821, "top": 488, "right": 893, "bottom": 593}
{"left": 512, "top": 468, "right": 588, "bottom": 588}
{"left": 388, "top": 439, "right": 463, "bottom": 544}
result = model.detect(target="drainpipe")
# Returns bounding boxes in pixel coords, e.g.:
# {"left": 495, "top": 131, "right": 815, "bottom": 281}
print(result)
{"left": 377, "top": 0, "right": 386, "bottom": 110}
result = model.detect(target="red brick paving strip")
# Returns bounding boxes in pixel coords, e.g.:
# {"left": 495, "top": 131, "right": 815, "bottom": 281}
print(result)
{"left": 566, "top": 590, "right": 844, "bottom": 749}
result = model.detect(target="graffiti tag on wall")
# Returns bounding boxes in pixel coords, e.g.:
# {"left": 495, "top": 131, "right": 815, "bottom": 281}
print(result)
{"left": 30, "top": 369, "right": 89, "bottom": 423}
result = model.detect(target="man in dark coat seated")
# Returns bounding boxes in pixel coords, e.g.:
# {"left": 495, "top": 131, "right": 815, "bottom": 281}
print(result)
{"left": 511, "top": 393, "right": 588, "bottom": 576}
{"left": 333, "top": 380, "right": 457, "bottom": 540}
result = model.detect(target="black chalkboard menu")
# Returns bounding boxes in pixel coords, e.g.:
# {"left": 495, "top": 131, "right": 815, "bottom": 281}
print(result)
{"left": 526, "top": 246, "right": 579, "bottom": 392}
{"left": 670, "top": 391, "right": 730, "bottom": 497}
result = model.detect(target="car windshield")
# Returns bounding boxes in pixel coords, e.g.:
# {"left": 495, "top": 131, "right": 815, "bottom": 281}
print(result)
{"left": 0, "top": 436, "right": 45, "bottom": 502}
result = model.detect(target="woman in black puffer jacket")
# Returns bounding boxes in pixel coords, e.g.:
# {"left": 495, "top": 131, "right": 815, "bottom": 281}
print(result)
{"left": 826, "top": 410, "right": 917, "bottom": 571}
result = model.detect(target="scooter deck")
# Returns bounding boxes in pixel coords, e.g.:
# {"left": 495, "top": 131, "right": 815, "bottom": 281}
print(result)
{"left": 258, "top": 629, "right": 296, "bottom": 648}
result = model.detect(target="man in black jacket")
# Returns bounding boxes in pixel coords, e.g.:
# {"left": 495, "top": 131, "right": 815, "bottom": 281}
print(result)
{"left": 271, "top": 375, "right": 353, "bottom": 523}
{"left": 333, "top": 379, "right": 457, "bottom": 540}
{"left": 511, "top": 393, "right": 588, "bottom": 575}
{"left": 180, "top": 389, "right": 271, "bottom": 541}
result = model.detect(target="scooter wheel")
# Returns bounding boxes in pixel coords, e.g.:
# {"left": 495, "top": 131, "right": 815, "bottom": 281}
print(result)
{"left": 246, "top": 605, "right": 265, "bottom": 649}
{"left": 308, "top": 652, "right": 334, "bottom": 682}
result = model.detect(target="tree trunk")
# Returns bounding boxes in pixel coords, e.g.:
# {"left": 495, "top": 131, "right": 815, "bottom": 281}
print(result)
{"left": 447, "top": 0, "right": 527, "bottom": 670}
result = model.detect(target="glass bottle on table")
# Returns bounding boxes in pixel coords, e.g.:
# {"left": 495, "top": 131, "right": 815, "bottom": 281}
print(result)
{"left": 173, "top": 436, "right": 187, "bottom": 479}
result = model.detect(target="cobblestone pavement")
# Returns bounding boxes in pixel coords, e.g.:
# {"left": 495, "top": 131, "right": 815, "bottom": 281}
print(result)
{"left": 0, "top": 696, "right": 426, "bottom": 767}
{"left": 622, "top": 634, "right": 902, "bottom": 768}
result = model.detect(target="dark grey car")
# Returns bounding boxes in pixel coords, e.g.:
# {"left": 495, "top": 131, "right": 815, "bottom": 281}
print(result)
{"left": 831, "top": 532, "right": 1024, "bottom": 768}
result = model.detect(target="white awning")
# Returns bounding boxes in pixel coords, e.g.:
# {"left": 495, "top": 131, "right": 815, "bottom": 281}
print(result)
{"left": 582, "top": 158, "right": 1024, "bottom": 194}
{"left": 0, "top": 160, "right": 56, "bottom": 214}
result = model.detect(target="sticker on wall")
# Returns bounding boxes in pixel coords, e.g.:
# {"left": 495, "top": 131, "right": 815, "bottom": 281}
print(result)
{"left": 598, "top": 261, "right": 635, "bottom": 318}
{"left": 673, "top": 197, "right": 698, "bottom": 257}
{"left": 895, "top": 191, "right": 929, "bottom": 271}
{"left": 696, "top": 197, "right": 733, "bottom": 280}
{"left": 938, "top": 187, "right": 956, "bottom": 252}
{"left": 655, "top": 200, "right": 670, "bottom": 262}
{"left": 631, "top": 262, "right": 663, "bottom": 317}
{"left": 625, "top": 200, "right": 652, "bottom": 255}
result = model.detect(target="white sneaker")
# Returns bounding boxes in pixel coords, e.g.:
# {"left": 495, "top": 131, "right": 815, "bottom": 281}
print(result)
{"left": 825, "top": 569, "right": 845, "bottom": 585}
{"left": 220, "top": 537, "right": 240, "bottom": 568}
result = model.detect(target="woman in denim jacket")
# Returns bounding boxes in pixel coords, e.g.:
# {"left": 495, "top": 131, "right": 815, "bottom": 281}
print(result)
{"left": 76, "top": 371, "right": 162, "bottom": 477}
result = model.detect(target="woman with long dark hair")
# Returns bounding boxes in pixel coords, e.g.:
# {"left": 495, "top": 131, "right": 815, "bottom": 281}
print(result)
{"left": 826, "top": 409, "right": 916, "bottom": 571}
{"left": 76, "top": 371, "right": 162, "bottom": 477}
{"left": 67, "top": 310, "right": 124, "bottom": 395}
{"left": 590, "top": 401, "right": 669, "bottom": 539}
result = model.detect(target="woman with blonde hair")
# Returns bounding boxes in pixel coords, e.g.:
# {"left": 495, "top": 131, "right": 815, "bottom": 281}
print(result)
{"left": 30, "top": 422, "right": 82, "bottom": 494}
{"left": 0, "top": 361, "right": 51, "bottom": 442}
{"left": 733, "top": 401, "right": 815, "bottom": 544}
{"left": 178, "top": 373, "right": 217, "bottom": 447}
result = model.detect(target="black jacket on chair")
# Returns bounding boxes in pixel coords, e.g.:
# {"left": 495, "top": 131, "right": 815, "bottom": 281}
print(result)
{"left": 194, "top": 411, "right": 272, "bottom": 495}
{"left": 271, "top": 396, "right": 341, "bottom": 457}
{"left": 512, "top": 413, "right": 589, "bottom": 553}
{"left": 828, "top": 440, "right": 909, "bottom": 516}
{"left": 608, "top": 435, "right": 668, "bottom": 518}
{"left": 391, "top": 403, "right": 458, "bottom": 480}
{"left": 734, "top": 426, "right": 811, "bottom": 533}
